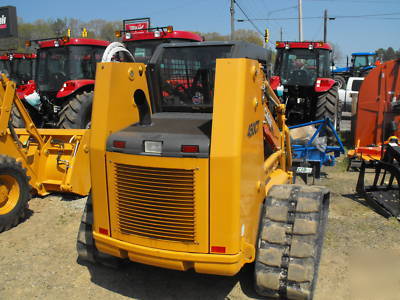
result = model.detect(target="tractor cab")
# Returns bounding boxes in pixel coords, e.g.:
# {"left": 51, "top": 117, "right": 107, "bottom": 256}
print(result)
{"left": 117, "top": 18, "right": 203, "bottom": 63}
{"left": 13, "top": 36, "right": 110, "bottom": 129}
{"left": 0, "top": 53, "right": 36, "bottom": 84}
{"left": 271, "top": 41, "right": 339, "bottom": 127}
{"left": 273, "top": 41, "right": 332, "bottom": 89}
{"left": 35, "top": 37, "right": 108, "bottom": 98}
{"left": 351, "top": 52, "right": 378, "bottom": 75}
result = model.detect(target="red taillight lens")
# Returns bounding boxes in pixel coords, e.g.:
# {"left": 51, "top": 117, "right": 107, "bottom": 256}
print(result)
{"left": 99, "top": 227, "right": 108, "bottom": 235}
{"left": 113, "top": 140, "right": 126, "bottom": 148}
{"left": 181, "top": 145, "right": 199, "bottom": 153}
{"left": 211, "top": 246, "right": 226, "bottom": 253}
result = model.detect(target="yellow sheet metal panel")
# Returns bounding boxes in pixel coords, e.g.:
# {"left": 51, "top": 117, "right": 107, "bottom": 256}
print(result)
{"left": 210, "top": 59, "right": 266, "bottom": 256}
{"left": 105, "top": 151, "right": 209, "bottom": 253}
{"left": 90, "top": 62, "right": 151, "bottom": 237}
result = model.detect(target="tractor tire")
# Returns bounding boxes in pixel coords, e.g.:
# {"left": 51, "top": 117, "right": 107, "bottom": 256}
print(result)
{"left": 316, "top": 85, "right": 341, "bottom": 131}
{"left": 333, "top": 75, "right": 346, "bottom": 89}
{"left": 10, "top": 105, "right": 25, "bottom": 128}
{"left": 58, "top": 91, "right": 93, "bottom": 129}
{"left": 0, "top": 155, "right": 31, "bottom": 233}
{"left": 77, "top": 193, "right": 124, "bottom": 268}
{"left": 254, "top": 184, "right": 330, "bottom": 300}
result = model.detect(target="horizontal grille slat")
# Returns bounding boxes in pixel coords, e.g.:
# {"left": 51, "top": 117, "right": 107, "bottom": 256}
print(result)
{"left": 114, "top": 163, "right": 196, "bottom": 242}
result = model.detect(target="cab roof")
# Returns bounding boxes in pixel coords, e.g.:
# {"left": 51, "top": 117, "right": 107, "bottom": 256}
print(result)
{"left": 38, "top": 38, "right": 110, "bottom": 48}
{"left": 123, "top": 30, "right": 203, "bottom": 42}
{"left": 150, "top": 41, "right": 269, "bottom": 64}
{"left": 352, "top": 52, "right": 377, "bottom": 56}
{"left": 275, "top": 41, "right": 332, "bottom": 51}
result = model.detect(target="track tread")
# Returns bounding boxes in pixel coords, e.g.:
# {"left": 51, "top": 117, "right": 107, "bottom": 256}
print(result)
{"left": 254, "top": 184, "right": 330, "bottom": 300}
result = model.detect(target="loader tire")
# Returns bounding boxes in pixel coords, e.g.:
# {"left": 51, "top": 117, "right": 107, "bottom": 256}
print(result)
{"left": 58, "top": 91, "right": 93, "bottom": 129}
{"left": 254, "top": 184, "right": 330, "bottom": 300}
{"left": 77, "top": 193, "right": 124, "bottom": 268}
{"left": 316, "top": 85, "right": 341, "bottom": 131}
{"left": 0, "top": 155, "right": 31, "bottom": 232}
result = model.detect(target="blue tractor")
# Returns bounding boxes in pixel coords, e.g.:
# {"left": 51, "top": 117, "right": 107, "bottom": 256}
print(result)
{"left": 333, "top": 52, "right": 380, "bottom": 88}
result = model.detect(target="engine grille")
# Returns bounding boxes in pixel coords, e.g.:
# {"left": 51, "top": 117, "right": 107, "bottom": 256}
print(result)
{"left": 114, "top": 163, "right": 196, "bottom": 243}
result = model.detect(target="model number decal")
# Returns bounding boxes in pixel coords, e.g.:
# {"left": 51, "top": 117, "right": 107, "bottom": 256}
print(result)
{"left": 247, "top": 120, "right": 260, "bottom": 137}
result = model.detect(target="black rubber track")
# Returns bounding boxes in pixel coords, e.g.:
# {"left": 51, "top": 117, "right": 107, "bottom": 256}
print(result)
{"left": 77, "top": 194, "right": 125, "bottom": 268}
{"left": 254, "top": 184, "right": 330, "bottom": 300}
{"left": 58, "top": 91, "right": 93, "bottom": 129}
{"left": 0, "top": 155, "right": 31, "bottom": 233}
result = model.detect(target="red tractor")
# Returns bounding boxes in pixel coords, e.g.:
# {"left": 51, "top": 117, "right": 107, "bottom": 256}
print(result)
{"left": 271, "top": 41, "right": 340, "bottom": 128}
{"left": 117, "top": 18, "right": 203, "bottom": 63}
{"left": 13, "top": 36, "right": 109, "bottom": 129}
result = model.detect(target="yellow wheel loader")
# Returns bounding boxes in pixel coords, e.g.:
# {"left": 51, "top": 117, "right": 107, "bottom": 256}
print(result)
{"left": 78, "top": 41, "right": 330, "bottom": 299}
{"left": 0, "top": 75, "right": 91, "bottom": 232}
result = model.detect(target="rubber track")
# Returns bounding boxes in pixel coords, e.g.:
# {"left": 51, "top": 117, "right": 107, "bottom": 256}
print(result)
{"left": 77, "top": 195, "right": 124, "bottom": 267}
{"left": 58, "top": 91, "right": 93, "bottom": 129}
{"left": 255, "top": 184, "right": 330, "bottom": 300}
{"left": 76, "top": 195, "right": 96, "bottom": 263}
{"left": 0, "top": 155, "right": 31, "bottom": 232}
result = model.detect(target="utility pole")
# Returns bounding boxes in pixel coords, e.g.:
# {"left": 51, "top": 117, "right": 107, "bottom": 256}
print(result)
{"left": 298, "top": 0, "right": 303, "bottom": 41}
{"left": 280, "top": 27, "right": 283, "bottom": 41}
{"left": 323, "top": 9, "right": 328, "bottom": 42}
{"left": 230, "top": 0, "right": 235, "bottom": 40}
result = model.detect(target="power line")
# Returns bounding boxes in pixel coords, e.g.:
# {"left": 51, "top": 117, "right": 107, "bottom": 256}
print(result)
{"left": 234, "top": 0, "right": 263, "bottom": 36}
{"left": 240, "top": 11, "right": 400, "bottom": 21}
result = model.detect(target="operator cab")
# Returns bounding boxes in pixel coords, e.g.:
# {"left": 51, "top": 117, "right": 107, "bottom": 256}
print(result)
{"left": 36, "top": 38, "right": 108, "bottom": 94}
{"left": 107, "top": 41, "right": 269, "bottom": 157}
{"left": 274, "top": 41, "right": 332, "bottom": 87}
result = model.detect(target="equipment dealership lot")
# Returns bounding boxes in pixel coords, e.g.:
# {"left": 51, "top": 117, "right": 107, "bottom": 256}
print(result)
{"left": 1, "top": 160, "right": 399, "bottom": 300}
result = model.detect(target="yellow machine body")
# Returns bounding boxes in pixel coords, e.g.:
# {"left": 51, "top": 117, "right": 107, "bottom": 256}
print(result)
{"left": 90, "top": 60, "right": 292, "bottom": 276}
{"left": 0, "top": 76, "right": 91, "bottom": 196}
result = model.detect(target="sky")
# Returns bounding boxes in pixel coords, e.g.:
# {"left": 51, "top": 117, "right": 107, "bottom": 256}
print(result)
{"left": 3, "top": 0, "right": 400, "bottom": 65}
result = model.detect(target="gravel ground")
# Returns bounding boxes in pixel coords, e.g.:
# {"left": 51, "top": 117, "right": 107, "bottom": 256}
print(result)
{"left": 1, "top": 158, "right": 399, "bottom": 300}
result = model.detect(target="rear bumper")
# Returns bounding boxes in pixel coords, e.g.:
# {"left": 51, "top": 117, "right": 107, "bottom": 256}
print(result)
{"left": 93, "top": 232, "right": 246, "bottom": 276}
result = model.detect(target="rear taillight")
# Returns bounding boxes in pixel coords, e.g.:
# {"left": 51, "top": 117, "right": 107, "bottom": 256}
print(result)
{"left": 113, "top": 140, "right": 126, "bottom": 148}
{"left": 181, "top": 145, "right": 199, "bottom": 153}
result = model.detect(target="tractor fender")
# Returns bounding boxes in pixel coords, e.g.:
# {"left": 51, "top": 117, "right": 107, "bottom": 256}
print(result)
{"left": 269, "top": 75, "right": 281, "bottom": 90}
{"left": 56, "top": 79, "right": 95, "bottom": 99}
{"left": 314, "top": 78, "right": 336, "bottom": 93}
{"left": 16, "top": 80, "right": 36, "bottom": 100}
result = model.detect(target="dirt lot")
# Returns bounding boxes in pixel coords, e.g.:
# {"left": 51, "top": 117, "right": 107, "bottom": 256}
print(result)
{"left": 1, "top": 158, "right": 400, "bottom": 300}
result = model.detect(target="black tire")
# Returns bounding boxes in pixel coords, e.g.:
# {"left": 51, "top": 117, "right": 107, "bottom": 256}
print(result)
{"left": 10, "top": 105, "right": 25, "bottom": 128}
{"left": 254, "top": 184, "right": 330, "bottom": 299}
{"left": 0, "top": 155, "right": 31, "bottom": 232}
{"left": 10, "top": 102, "right": 42, "bottom": 128}
{"left": 58, "top": 91, "right": 93, "bottom": 129}
{"left": 316, "top": 85, "right": 340, "bottom": 131}
{"left": 77, "top": 193, "right": 124, "bottom": 268}
{"left": 333, "top": 75, "right": 346, "bottom": 89}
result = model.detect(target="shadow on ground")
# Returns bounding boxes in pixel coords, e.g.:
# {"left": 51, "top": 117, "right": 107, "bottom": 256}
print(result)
{"left": 78, "top": 258, "right": 262, "bottom": 300}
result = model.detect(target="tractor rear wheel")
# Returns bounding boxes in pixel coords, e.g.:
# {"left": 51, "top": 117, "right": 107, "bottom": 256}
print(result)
{"left": 254, "top": 184, "right": 330, "bottom": 300}
{"left": 333, "top": 75, "right": 346, "bottom": 89}
{"left": 316, "top": 85, "right": 341, "bottom": 131}
{"left": 58, "top": 91, "right": 93, "bottom": 129}
{"left": 0, "top": 155, "right": 31, "bottom": 233}
{"left": 77, "top": 193, "right": 124, "bottom": 267}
